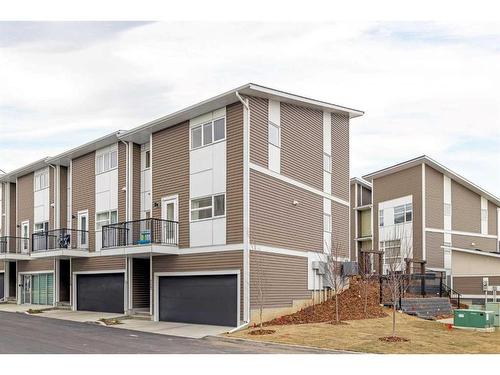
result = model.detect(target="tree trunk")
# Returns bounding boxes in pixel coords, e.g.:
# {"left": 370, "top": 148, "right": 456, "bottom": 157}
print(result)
{"left": 335, "top": 292, "right": 340, "bottom": 323}
{"left": 392, "top": 302, "right": 396, "bottom": 337}
{"left": 260, "top": 307, "right": 263, "bottom": 330}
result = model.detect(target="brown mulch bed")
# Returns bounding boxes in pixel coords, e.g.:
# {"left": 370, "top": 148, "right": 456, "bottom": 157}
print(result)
{"left": 379, "top": 336, "right": 410, "bottom": 342}
{"left": 263, "top": 278, "right": 387, "bottom": 326}
{"left": 248, "top": 329, "right": 276, "bottom": 335}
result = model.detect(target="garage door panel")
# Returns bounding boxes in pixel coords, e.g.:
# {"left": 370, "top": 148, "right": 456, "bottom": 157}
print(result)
{"left": 77, "top": 273, "right": 124, "bottom": 313}
{"left": 159, "top": 275, "right": 237, "bottom": 326}
{"left": 0, "top": 274, "right": 4, "bottom": 300}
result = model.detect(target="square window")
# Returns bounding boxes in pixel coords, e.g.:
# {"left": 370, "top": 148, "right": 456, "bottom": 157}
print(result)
{"left": 269, "top": 122, "right": 280, "bottom": 147}
{"left": 203, "top": 122, "right": 213, "bottom": 145}
{"left": 213, "top": 118, "right": 225, "bottom": 142}
{"left": 191, "top": 126, "right": 202, "bottom": 149}
{"left": 214, "top": 194, "right": 225, "bottom": 216}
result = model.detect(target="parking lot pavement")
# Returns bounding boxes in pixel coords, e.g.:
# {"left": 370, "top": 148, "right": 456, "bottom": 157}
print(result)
{"left": 0, "top": 311, "right": 346, "bottom": 354}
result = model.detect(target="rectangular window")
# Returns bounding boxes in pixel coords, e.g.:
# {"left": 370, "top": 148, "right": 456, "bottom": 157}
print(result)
{"left": 323, "top": 213, "right": 332, "bottom": 233}
{"left": 96, "top": 148, "right": 118, "bottom": 175}
{"left": 191, "top": 117, "right": 226, "bottom": 150}
{"left": 95, "top": 210, "right": 118, "bottom": 230}
{"left": 34, "top": 222, "right": 48, "bottom": 233}
{"left": 379, "top": 209, "right": 384, "bottom": 227}
{"left": 34, "top": 170, "right": 49, "bottom": 191}
{"left": 323, "top": 153, "right": 331, "bottom": 173}
{"left": 145, "top": 150, "right": 151, "bottom": 169}
{"left": 481, "top": 209, "right": 488, "bottom": 221}
{"left": 405, "top": 203, "right": 413, "bottom": 222}
{"left": 394, "top": 205, "right": 405, "bottom": 224}
{"left": 382, "top": 240, "right": 402, "bottom": 271}
{"left": 191, "top": 194, "right": 226, "bottom": 221}
{"left": 268, "top": 122, "right": 280, "bottom": 147}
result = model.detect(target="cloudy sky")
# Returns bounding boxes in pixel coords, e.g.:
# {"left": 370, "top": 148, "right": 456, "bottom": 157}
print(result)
{"left": 0, "top": 21, "right": 499, "bottom": 195}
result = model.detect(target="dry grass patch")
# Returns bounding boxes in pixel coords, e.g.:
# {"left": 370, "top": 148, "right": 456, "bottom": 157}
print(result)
{"left": 229, "top": 309, "right": 500, "bottom": 354}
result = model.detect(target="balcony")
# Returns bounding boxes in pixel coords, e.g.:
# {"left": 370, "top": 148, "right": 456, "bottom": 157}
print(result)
{"left": 31, "top": 228, "right": 89, "bottom": 253}
{"left": 0, "top": 236, "right": 30, "bottom": 258}
{"left": 102, "top": 218, "right": 178, "bottom": 251}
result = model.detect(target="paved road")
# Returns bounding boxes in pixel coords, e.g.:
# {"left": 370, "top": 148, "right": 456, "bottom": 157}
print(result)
{"left": 0, "top": 311, "right": 339, "bottom": 354}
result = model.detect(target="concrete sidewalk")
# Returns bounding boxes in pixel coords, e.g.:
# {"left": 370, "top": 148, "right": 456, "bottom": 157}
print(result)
{"left": 40, "top": 309, "right": 124, "bottom": 323}
{"left": 0, "top": 303, "right": 53, "bottom": 313}
{"left": 113, "top": 319, "right": 232, "bottom": 339}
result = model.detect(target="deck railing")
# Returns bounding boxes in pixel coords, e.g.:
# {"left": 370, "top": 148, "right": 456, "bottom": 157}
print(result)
{"left": 102, "top": 218, "right": 178, "bottom": 248}
{"left": 31, "top": 228, "right": 89, "bottom": 252}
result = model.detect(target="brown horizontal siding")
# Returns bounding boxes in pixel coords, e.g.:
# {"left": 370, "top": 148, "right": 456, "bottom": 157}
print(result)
{"left": 118, "top": 141, "right": 127, "bottom": 222}
{"left": 426, "top": 231, "right": 444, "bottom": 269}
{"left": 488, "top": 201, "right": 498, "bottom": 236}
{"left": 250, "top": 169, "right": 323, "bottom": 252}
{"left": 361, "top": 185, "right": 372, "bottom": 206}
{"left": 452, "top": 234, "right": 497, "bottom": 252}
{"left": 332, "top": 201, "right": 350, "bottom": 258}
{"left": 453, "top": 276, "right": 500, "bottom": 295}
{"left": 331, "top": 113, "right": 350, "bottom": 201}
{"left": 0, "top": 261, "right": 5, "bottom": 271}
{"left": 72, "top": 256, "right": 126, "bottom": 272}
{"left": 153, "top": 250, "right": 244, "bottom": 319}
{"left": 18, "top": 258, "right": 54, "bottom": 273}
{"left": 151, "top": 121, "right": 190, "bottom": 248}
{"left": 17, "top": 173, "right": 34, "bottom": 237}
{"left": 250, "top": 251, "right": 311, "bottom": 308}
{"left": 451, "top": 180, "right": 480, "bottom": 233}
{"left": 60, "top": 167, "right": 68, "bottom": 228}
{"left": 226, "top": 102, "right": 244, "bottom": 244}
{"left": 72, "top": 152, "right": 96, "bottom": 251}
{"left": 248, "top": 96, "right": 268, "bottom": 168}
{"left": 373, "top": 164, "right": 423, "bottom": 260}
{"left": 132, "top": 143, "right": 141, "bottom": 221}
{"left": 425, "top": 166, "right": 443, "bottom": 229}
{"left": 280, "top": 102, "right": 323, "bottom": 190}
{"left": 9, "top": 183, "right": 16, "bottom": 237}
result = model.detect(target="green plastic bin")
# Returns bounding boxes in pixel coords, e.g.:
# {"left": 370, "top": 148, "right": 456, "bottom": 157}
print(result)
{"left": 454, "top": 309, "right": 494, "bottom": 328}
{"left": 485, "top": 303, "right": 500, "bottom": 327}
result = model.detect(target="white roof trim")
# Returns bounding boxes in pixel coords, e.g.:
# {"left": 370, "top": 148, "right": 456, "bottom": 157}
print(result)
{"left": 0, "top": 158, "right": 49, "bottom": 183}
{"left": 350, "top": 177, "right": 372, "bottom": 189}
{"left": 363, "top": 155, "right": 500, "bottom": 206}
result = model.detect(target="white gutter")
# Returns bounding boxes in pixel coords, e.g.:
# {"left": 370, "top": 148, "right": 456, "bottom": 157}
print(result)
{"left": 236, "top": 91, "right": 250, "bottom": 324}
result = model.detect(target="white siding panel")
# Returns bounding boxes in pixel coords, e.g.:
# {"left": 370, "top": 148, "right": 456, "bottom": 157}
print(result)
{"left": 190, "top": 220, "right": 213, "bottom": 247}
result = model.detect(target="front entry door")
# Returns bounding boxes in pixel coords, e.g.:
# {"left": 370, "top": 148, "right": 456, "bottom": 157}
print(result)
{"left": 161, "top": 196, "right": 178, "bottom": 244}
{"left": 22, "top": 275, "right": 32, "bottom": 304}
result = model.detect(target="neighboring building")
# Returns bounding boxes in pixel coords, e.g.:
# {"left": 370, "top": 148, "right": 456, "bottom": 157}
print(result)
{"left": 0, "top": 83, "right": 363, "bottom": 326}
{"left": 360, "top": 155, "right": 500, "bottom": 302}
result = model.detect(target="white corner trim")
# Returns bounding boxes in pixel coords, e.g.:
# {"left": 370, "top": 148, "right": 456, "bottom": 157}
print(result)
{"left": 249, "top": 162, "right": 349, "bottom": 207}
{"left": 422, "top": 163, "right": 426, "bottom": 261}
{"left": 153, "top": 269, "right": 241, "bottom": 325}
{"left": 426, "top": 227, "right": 498, "bottom": 239}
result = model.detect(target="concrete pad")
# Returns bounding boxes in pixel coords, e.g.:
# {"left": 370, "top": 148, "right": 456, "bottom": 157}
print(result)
{"left": 0, "top": 304, "right": 53, "bottom": 313}
{"left": 114, "top": 319, "right": 232, "bottom": 339}
{"left": 40, "top": 309, "right": 123, "bottom": 322}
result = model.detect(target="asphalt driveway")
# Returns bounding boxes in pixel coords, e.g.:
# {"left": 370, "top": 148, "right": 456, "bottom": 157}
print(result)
{"left": 0, "top": 311, "right": 342, "bottom": 354}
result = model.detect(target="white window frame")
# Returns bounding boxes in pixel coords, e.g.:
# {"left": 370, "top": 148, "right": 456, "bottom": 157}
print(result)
{"left": 190, "top": 117, "right": 226, "bottom": 150}
{"left": 323, "top": 213, "right": 332, "bottom": 233}
{"left": 95, "top": 147, "right": 118, "bottom": 175}
{"left": 379, "top": 209, "right": 384, "bottom": 227}
{"left": 323, "top": 153, "right": 332, "bottom": 173}
{"left": 268, "top": 121, "right": 281, "bottom": 148}
{"left": 77, "top": 210, "right": 89, "bottom": 249}
{"left": 34, "top": 221, "right": 49, "bottom": 233}
{"left": 381, "top": 240, "right": 403, "bottom": 273}
{"left": 95, "top": 209, "right": 118, "bottom": 231}
{"left": 34, "top": 169, "right": 49, "bottom": 192}
{"left": 444, "top": 203, "right": 452, "bottom": 216}
{"left": 190, "top": 193, "right": 226, "bottom": 222}
{"left": 394, "top": 203, "right": 413, "bottom": 224}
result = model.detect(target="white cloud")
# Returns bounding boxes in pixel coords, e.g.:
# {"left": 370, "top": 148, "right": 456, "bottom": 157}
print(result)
{"left": 0, "top": 21, "right": 498, "bottom": 195}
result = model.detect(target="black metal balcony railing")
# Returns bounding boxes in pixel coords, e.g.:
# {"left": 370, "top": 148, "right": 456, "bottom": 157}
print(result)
{"left": 0, "top": 236, "right": 30, "bottom": 254}
{"left": 102, "top": 218, "right": 178, "bottom": 248}
{"left": 31, "top": 228, "right": 89, "bottom": 252}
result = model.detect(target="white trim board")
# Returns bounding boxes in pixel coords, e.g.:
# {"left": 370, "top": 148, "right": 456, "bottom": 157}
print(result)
{"left": 427, "top": 227, "right": 498, "bottom": 239}
{"left": 153, "top": 269, "right": 241, "bottom": 326}
{"left": 250, "top": 162, "right": 349, "bottom": 207}
{"left": 443, "top": 246, "right": 500, "bottom": 258}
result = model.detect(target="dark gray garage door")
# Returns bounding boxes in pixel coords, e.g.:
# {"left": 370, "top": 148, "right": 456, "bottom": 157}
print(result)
{"left": 77, "top": 273, "right": 124, "bottom": 313}
{"left": 159, "top": 274, "right": 237, "bottom": 327}
{"left": 0, "top": 273, "right": 4, "bottom": 300}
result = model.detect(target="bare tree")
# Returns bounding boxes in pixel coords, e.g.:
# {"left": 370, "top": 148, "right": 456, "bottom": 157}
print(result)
{"left": 381, "top": 224, "right": 413, "bottom": 338}
{"left": 250, "top": 235, "right": 267, "bottom": 331}
{"left": 323, "top": 241, "right": 349, "bottom": 324}
{"left": 358, "top": 251, "right": 373, "bottom": 319}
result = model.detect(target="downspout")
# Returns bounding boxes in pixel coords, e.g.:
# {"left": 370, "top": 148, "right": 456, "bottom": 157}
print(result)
{"left": 120, "top": 140, "right": 129, "bottom": 222}
{"left": 236, "top": 91, "right": 250, "bottom": 325}
{"left": 48, "top": 164, "right": 57, "bottom": 230}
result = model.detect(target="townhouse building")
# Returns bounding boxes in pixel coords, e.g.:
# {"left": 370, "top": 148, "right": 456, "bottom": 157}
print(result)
{"left": 357, "top": 156, "right": 500, "bottom": 303}
{"left": 0, "top": 83, "right": 363, "bottom": 326}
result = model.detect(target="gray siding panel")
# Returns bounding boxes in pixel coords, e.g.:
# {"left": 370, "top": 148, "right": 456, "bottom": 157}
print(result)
{"left": 331, "top": 113, "right": 350, "bottom": 202}
{"left": 425, "top": 166, "right": 444, "bottom": 229}
{"left": 426, "top": 231, "right": 444, "bottom": 269}
{"left": 451, "top": 180, "right": 481, "bottom": 233}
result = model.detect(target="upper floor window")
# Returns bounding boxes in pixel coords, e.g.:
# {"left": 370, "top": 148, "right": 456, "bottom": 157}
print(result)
{"left": 34, "top": 221, "right": 48, "bottom": 233}
{"left": 96, "top": 210, "right": 118, "bottom": 231}
{"left": 394, "top": 203, "right": 412, "bottom": 224}
{"left": 481, "top": 208, "right": 488, "bottom": 221}
{"left": 379, "top": 209, "right": 384, "bottom": 227}
{"left": 191, "top": 117, "right": 226, "bottom": 149}
{"left": 34, "top": 169, "right": 49, "bottom": 191}
{"left": 190, "top": 193, "right": 225, "bottom": 221}
{"left": 323, "top": 213, "right": 332, "bottom": 233}
{"left": 145, "top": 150, "right": 151, "bottom": 169}
{"left": 323, "top": 153, "right": 331, "bottom": 173}
{"left": 96, "top": 148, "right": 118, "bottom": 174}
{"left": 268, "top": 121, "right": 280, "bottom": 147}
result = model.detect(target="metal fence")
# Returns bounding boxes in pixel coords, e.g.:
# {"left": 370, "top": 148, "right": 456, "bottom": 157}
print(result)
{"left": 102, "top": 218, "right": 178, "bottom": 248}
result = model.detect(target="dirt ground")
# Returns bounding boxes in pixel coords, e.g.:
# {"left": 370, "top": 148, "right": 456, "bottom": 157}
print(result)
{"left": 229, "top": 308, "right": 500, "bottom": 354}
